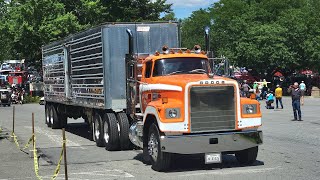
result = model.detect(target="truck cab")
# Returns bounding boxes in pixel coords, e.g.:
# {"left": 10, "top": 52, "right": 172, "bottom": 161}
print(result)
{"left": 128, "top": 45, "right": 263, "bottom": 171}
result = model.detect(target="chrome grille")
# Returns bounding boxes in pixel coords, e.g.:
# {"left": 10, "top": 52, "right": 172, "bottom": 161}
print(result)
{"left": 190, "top": 86, "right": 236, "bottom": 132}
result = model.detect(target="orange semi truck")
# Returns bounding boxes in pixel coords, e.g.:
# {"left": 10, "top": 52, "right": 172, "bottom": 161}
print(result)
{"left": 42, "top": 22, "right": 262, "bottom": 171}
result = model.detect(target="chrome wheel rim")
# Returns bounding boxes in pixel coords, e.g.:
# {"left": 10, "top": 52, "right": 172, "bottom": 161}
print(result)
{"left": 49, "top": 108, "right": 54, "bottom": 125}
{"left": 104, "top": 121, "right": 109, "bottom": 144}
{"left": 46, "top": 108, "right": 50, "bottom": 124}
{"left": 94, "top": 118, "right": 100, "bottom": 140}
{"left": 148, "top": 133, "right": 158, "bottom": 161}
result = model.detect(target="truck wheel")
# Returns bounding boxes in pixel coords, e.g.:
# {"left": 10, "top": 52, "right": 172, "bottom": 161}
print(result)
{"left": 45, "top": 104, "right": 52, "bottom": 127}
{"left": 148, "top": 123, "right": 171, "bottom": 171}
{"left": 51, "top": 105, "right": 61, "bottom": 129}
{"left": 93, "top": 113, "right": 104, "bottom": 147}
{"left": 103, "top": 113, "right": 120, "bottom": 151}
{"left": 117, "top": 112, "right": 132, "bottom": 150}
{"left": 235, "top": 146, "right": 258, "bottom": 165}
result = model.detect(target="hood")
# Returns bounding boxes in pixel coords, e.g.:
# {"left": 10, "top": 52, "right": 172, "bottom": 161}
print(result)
{"left": 152, "top": 74, "right": 235, "bottom": 87}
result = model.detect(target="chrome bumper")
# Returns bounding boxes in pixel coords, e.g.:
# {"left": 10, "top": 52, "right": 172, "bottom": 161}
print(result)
{"left": 160, "top": 130, "right": 263, "bottom": 154}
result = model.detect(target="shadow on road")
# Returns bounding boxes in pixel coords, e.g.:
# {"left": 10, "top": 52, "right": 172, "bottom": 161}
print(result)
{"left": 0, "top": 127, "right": 9, "bottom": 140}
{"left": 134, "top": 153, "right": 264, "bottom": 172}
{"left": 65, "top": 122, "right": 92, "bottom": 141}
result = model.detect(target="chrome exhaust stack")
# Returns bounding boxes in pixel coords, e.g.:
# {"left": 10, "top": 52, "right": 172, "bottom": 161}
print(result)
{"left": 125, "top": 29, "right": 137, "bottom": 118}
{"left": 204, "top": 26, "right": 210, "bottom": 53}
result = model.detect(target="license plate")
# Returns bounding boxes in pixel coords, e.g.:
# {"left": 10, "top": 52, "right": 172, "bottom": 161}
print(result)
{"left": 205, "top": 153, "right": 222, "bottom": 164}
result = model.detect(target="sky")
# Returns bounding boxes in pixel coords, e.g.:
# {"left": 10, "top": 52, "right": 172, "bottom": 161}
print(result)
{"left": 166, "top": 0, "right": 219, "bottom": 19}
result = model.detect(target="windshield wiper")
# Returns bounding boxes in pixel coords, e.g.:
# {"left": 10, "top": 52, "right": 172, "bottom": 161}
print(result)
{"left": 166, "top": 71, "right": 184, "bottom": 76}
{"left": 187, "top": 69, "right": 207, "bottom": 74}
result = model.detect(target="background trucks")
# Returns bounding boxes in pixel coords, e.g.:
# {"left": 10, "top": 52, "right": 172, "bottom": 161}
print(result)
{"left": 42, "top": 22, "right": 263, "bottom": 171}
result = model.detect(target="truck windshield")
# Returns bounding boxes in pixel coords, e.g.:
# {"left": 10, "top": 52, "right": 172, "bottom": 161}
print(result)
{"left": 153, "top": 58, "right": 209, "bottom": 77}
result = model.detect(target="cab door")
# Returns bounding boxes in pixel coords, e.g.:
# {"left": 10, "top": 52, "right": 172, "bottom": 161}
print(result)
{"left": 140, "top": 60, "right": 153, "bottom": 113}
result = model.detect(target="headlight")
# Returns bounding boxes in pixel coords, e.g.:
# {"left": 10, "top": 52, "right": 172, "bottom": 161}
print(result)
{"left": 165, "top": 108, "right": 181, "bottom": 119}
{"left": 242, "top": 104, "right": 257, "bottom": 114}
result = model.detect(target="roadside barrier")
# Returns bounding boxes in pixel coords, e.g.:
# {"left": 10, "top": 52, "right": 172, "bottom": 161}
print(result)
{"left": 9, "top": 107, "right": 68, "bottom": 180}
{"left": 11, "top": 132, "right": 34, "bottom": 151}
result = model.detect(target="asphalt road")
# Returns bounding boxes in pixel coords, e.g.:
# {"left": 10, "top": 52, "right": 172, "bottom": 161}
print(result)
{"left": 0, "top": 97, "right": 320, "bottom": 180}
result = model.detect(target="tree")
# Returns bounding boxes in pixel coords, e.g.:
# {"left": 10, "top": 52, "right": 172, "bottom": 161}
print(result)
{"left": 181, "top": 0, "right": 320, "bottom": 74}
{"left": 181, "top": 9, "right": 211, "bottom": 49}
{"left": 0, "top": 0, "right": 173, "bottom": 65}
{"left": 1, "top": 0, "right": 83, "bottom": 66}
{"left": 161, "top": 12, "right": 177, "bottom": 21}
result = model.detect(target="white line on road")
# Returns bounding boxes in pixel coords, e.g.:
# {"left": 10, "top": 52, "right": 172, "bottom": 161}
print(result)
{"left": 24, "top": 126, "right": 86, "bottom": 149}
{"left": 178, "top": 166, "right": 281, "bottom": 177}
{"left": 0, "top": 169, "right": 134, "bottom": 180}
{"left": 43, "top": 169, "right": 134, "bottom": 179}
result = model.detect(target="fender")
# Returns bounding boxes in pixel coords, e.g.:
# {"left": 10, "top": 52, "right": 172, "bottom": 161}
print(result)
{"left": 139, "top": 83, "right": 182, "bottom": 113}
{"left": 143, "top": 105, "right": 188, "bottom": 133}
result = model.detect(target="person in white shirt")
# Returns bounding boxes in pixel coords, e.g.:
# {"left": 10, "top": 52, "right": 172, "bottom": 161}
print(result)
{"left": 299, "top": 81, "right": 306, "bottom": 104}
{"left": 299, "top": 81, "right": 306, "bottom": 95}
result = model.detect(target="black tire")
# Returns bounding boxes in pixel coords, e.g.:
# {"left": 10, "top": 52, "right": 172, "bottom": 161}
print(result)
{"left": 45, "top": 104, "right": 52, "bottom": 127}
{"left": 117, "top": 113, "right": 133, "bottom": 150}
{"left": 148, "top": 124, "right": 171, "bottom": 171}
{"left": 51, "top": 105, "right": 61, "bottom": 129}
{"left": 93, "top": 112, "right": 104, "bottom": 147}
{"left": 103, "top": 113, "right": 120, "bottom": 151}
{"left": 235, "top": 146, "right": 258, "bottom": 165}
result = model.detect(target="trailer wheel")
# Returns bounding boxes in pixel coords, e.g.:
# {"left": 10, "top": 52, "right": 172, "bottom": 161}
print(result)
{"left": 235, "top": 146, "right": 258, "bottom": 165}
{"left": 117, "top": 112, "right": 133, "bottom": 150}
{"left": 148, "top": 123, "right": 171, "bottom": 171}
{"left": 103, "top": 113, "right": 120, "bottom": 151}
{"left": 93, "top": 113, "right": 104, "bottom": 147}
{"left": 45, "top": 104, "right": 52, "bottom": 127}
{"left": 51, "top": 105, "right": 61, "bottom": 129}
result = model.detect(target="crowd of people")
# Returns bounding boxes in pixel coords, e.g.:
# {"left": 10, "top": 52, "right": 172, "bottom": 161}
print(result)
{"left": 240, "top": 80, "right": 306, "bottom": 121}
{"left": 0, "top": 84, "right": 25, "bottom": 104}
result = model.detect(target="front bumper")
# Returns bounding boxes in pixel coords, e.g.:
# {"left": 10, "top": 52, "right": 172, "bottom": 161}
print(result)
{"left": 160, "top": 130, "right": 263, "bottom": 154}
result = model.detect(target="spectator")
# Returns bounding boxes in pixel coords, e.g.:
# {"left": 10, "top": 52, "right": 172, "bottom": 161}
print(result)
{"left": 266, "top": 91, "right": 274, "bottom": 109}
{"left": 299, "top": 81, "right": 306, "bottom": 104}
{"left": 241, "top": 80, "right": 250, "bottom": 97}
{"left": 253, "top": 82, "right": 258, "bottom": 91}
{"left": 261, "top": 84, "right": 268, "bottom": 99}
{"left": 275, "top": 84, "right": 283, "bottom": 109}
{"left": 288, "top": 82, "right": 303, "bottom": 121}
{"left": 255, "top": 86, "right": 261, "bottom": 100}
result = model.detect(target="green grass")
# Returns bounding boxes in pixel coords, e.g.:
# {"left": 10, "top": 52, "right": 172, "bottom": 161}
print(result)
{"left": 23, "top": 96, "right": 41, "bottom": 104}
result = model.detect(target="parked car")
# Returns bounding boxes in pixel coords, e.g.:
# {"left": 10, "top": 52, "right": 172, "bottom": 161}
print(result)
{"left": 0, "top": 88, "right": 11, "bottom": 106}
{"left": 39, "top": 97, "right": 45, "bottom": 105}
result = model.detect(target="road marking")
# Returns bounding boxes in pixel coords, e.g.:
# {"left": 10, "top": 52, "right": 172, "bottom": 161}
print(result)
{"left": 178, "top": 166, "right": 281, "bottom": 176}
{"left": 70, "top": 170, "right": 134, "bottom": 177}
{"left": 24, "top": 126, "right": 86, "bottom": 149}
{"left": 0, "top": 169, "right": 134, "bottom": 180}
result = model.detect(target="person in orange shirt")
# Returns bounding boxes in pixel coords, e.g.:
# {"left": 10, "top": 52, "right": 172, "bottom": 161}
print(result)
{"left": 275, "top": 84, "right": 283, "bottom": 109}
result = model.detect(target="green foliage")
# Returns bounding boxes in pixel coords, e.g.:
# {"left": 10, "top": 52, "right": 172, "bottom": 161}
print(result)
{"left": 0, "top": 0, "right": 172, "bottom": 65}
{"left": 23, "top": 95, "right": 41, "bottom": 104}
{"left": 161, "top": 12, "right": 177, "bottom": 21}
{"left": 181, "top": 0, "right": 320, "bottom": 75}
{"left": 181, "top": 9, "right": 211, "bottom": 49}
